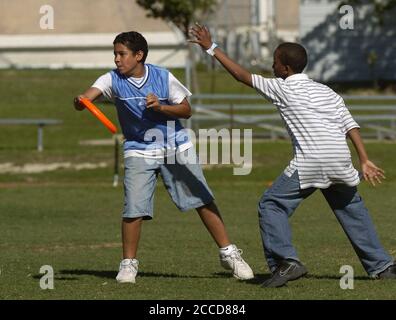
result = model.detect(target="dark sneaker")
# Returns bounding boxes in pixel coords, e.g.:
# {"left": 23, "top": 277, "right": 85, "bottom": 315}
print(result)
{"left": 377, "top": 264, "right": 396, "bottom": 279}
{"left": 262, "top": 259, "right": 307, "bottom": 288}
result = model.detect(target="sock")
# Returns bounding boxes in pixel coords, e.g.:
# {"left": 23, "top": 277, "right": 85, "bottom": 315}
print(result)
{"left": 121, "top": 258, "right": 138, "bottom": 264}
{"left": 219, "top": 244, "right": 235, "bottom": 254}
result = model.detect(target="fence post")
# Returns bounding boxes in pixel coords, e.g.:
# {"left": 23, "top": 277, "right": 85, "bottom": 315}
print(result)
{"left": 37, "top": 124, "right": 44, "bottom": 152}
{"left": 230, "top": 103, "right": 234, "bottom": 128}
{"left": 230, "top": 103, "right": 234, "bottom": 144}
{"left": 113, "top": 135, "right": 119, "bottom": 187}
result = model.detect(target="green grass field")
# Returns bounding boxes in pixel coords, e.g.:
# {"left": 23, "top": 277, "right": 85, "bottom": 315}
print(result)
{"left": 0, "top": 69, "right": 396, "bottom": 300}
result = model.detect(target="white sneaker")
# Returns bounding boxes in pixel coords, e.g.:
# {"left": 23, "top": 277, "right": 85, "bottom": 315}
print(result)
{"left": 220, "top": 245, "right": 254, "bottom": 280}
{"left": 116, "top": 258, "right": 139, "bottom": 283}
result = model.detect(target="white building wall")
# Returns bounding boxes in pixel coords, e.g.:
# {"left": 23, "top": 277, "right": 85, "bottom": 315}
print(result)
{"left": 0, "top": 0, "right": 188, "bottom": 69}
{"left": 0, "top": 33, "right": 186, "bottom": 69}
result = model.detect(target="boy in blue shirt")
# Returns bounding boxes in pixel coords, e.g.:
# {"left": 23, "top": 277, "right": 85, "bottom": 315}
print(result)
{"left": 74, "top": 31, "right": 253, "bottom": 283}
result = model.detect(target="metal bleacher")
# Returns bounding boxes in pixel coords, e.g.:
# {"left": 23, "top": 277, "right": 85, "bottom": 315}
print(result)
{"left": 0, "top": 118, "right": 62, "bottom": 151}
{"left": 190, "top": 94, "right": 396, "bottom": 140}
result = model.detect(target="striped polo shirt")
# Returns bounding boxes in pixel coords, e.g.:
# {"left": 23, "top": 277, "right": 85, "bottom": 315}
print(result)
{"left": 252, "top": 73, "right": 360, "bottom": 189}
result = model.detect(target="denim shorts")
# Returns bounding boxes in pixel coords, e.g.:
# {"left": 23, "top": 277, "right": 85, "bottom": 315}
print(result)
{"left": 122, "top": 149, "right": 215, "bottom": 219}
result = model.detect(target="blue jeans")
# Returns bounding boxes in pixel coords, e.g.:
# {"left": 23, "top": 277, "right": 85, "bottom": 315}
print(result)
{"left": 258, "top": 170, "right": 393, "bottom": 276}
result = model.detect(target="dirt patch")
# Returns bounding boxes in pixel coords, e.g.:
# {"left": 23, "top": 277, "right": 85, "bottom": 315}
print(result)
{"left": 0, "top": 162, "right": 108, "bottom": 174}
{"left": 0, "top": 242, "right": 121, "bottom": 252}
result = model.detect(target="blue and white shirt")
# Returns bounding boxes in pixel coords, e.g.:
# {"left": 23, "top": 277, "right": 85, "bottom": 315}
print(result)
{"left": 92, "top": 64, "right": 192, "bottom": 158}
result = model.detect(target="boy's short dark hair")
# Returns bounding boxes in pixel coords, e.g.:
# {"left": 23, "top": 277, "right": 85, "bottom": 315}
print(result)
{"left": 276, "top": 43, "right": 308, "bottom": 73}
{"left": 113, "top": 31, "right": 148, "bottom": 63}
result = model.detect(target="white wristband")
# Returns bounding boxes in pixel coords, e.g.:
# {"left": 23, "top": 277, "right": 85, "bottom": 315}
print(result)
{"left": 206, "top": 43, "right": 218, "bottom": 56}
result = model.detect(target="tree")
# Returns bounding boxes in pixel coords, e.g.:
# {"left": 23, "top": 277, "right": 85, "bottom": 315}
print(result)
{"left": 338, "top": 0, "right": 396, "bottom": 88}
{"left": 136, "top": 0, "right": 217, "bottom": 38}
{"left": 136, "top": 0, "right": 218, "bottom": 97}
{"left": 339, "top": 0, "right": 396, "bottom": 24}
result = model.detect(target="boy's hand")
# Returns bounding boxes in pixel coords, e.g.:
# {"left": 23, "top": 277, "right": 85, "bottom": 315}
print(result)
{"left": 361, "top": 160, "right": 385, "bottom": 186}
{"left": 146, "top": 93, "right": 162, "bottom": 112}
{"left": 188, "top": 23, "right": 213, "bottom": 50}
{"left": 73, "top": 95, "right": 86, "bottom": 111}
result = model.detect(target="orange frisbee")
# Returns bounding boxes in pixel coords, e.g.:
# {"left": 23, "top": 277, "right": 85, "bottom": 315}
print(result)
{"left": 79, "top": 98, "right": 117, "bottom": 134}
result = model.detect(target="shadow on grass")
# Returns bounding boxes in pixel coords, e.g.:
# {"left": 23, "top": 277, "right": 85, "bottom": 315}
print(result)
{"left": 33, "top": 270, "right": 372, "bottom": 283}
{"left": 305, "top": 274, "right": 371, "bottom": 281}
{"left": 31, "top": 274, "right": 79, "bottom": 281}
{"left": 57, "top": 269, "right": 117, "bottom": 279}
{"left": 37, "top": 269, "right": 229, "bottom": 280}
{"left": 240, "top": 273, "right": 372, "bottom": 286}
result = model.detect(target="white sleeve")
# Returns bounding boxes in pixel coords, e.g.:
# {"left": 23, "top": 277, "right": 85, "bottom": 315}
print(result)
{"left": 252, "top": 74, "right": 284, "bottom": 106}
{"left": 92, "top": 72, "right": 114, "bottom": 101}
{"left": 336, "top": 97, "right": 360, "bottom": 134}
{"left": 168, "top": 72, "right": 192, "bottom": 104}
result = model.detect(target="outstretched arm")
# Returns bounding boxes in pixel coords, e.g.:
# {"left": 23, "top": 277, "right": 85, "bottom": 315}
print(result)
{"left": 189, "top": 23, "right": 253, "bottom": 87}
{"left": 73, "top": 87, "right": 103, "bottom": 111}
{"left": 347, "top": 128, "right": 385, "bottom": 186}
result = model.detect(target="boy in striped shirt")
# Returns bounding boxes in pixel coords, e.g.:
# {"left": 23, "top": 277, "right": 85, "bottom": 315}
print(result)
{"left": 190, "top": 24, "right": 395, "bottom": 287}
